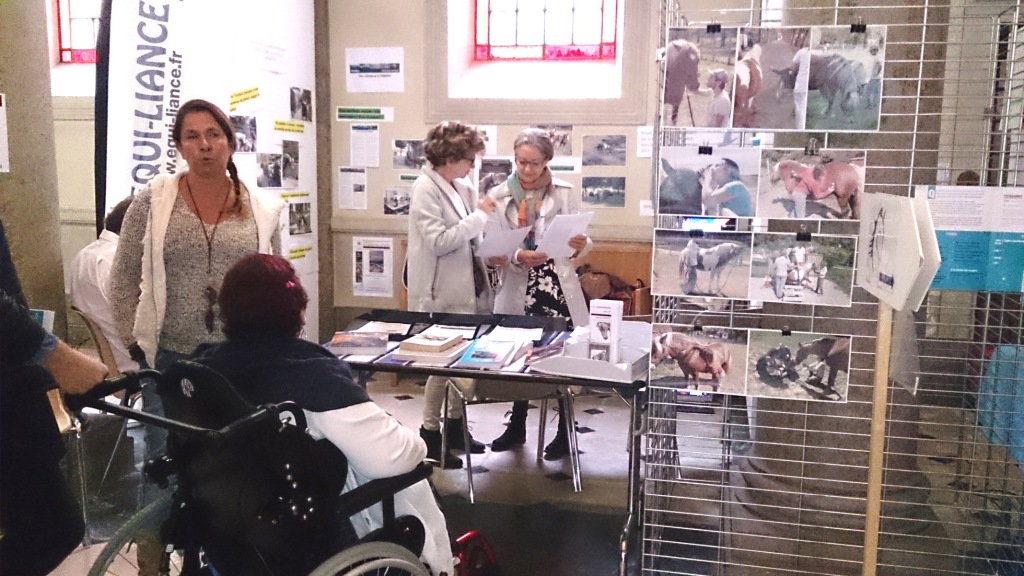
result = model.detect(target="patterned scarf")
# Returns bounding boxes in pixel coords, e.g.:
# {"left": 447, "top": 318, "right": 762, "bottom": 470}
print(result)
{"left": 508, "top": 168, "right": 552, "bottom": 250}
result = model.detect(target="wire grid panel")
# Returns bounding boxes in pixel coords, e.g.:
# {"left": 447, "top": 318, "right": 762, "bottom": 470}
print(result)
{"left": 643, "top": 2, "right": 1023, "bottom": 576}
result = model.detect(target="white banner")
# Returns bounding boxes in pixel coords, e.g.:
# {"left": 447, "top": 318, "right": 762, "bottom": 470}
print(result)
{"left": 105, "top": 0, "right": 319, "bottom": 335}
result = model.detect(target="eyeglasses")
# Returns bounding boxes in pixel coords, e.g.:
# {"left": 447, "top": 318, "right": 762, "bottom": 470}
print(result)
{"left": 204, "top": 285, "right": 218, "bottom": 333}
{"left": 515, "top": 157, "right": 545, "bottom": 169}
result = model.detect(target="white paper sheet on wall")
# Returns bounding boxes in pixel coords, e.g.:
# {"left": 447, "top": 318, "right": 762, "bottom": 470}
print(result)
{"left": 338, "top": 167, "right": 367, "bottom": 210}
{"left": 350, "top": 124, "right": 380, "bottom": 167}
{"left": 353, "top": 236, "right": 394, "bottom": 297}
{"left": 345, "top": 47, "right": 404, "bottom": 93}
{"left": 0, "top": 94, "right": 9, "bottom": 173}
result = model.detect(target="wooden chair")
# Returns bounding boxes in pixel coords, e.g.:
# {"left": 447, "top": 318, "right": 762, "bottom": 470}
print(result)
{"left": 68, "top": 306, "right": 139, "bottom": 545}
{"left": 442, "top": 379, "right": 582, "bottom": 503}
{"left": 70, "top": 305, "right": 124, "bottom": 380}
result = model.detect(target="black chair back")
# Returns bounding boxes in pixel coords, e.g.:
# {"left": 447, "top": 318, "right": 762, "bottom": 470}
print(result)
{"left": 157, "top": 361, "right": 353, "bottom": 575}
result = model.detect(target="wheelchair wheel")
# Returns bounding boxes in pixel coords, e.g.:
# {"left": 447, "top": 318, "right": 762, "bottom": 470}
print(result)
{"left": 87, "top": 493, "right": 185, "bottom": 575}
{"left": 307, "top": 541, "right": 430, "bottom": 576}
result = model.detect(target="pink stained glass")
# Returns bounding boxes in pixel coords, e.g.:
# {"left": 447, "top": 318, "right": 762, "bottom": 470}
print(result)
{"left": 474, "top": 0, "right": 618, "bottom": 61}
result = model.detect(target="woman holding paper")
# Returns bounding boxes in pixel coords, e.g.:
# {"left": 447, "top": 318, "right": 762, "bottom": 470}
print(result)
{"left": 485, "top": 128, "right": 593, "bottom": 458}
{"left": 407, "top": 120, "right": 496, "bottom": 469}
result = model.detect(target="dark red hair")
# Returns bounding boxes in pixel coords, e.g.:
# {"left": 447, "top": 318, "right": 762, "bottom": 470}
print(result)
{"left": 219, "top": 254, "right": 308, "bottom": 339}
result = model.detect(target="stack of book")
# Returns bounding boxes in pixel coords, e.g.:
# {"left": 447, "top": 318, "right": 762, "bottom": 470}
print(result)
{"left": 452, "top": 338, "right": 520, "bottom": 370}
{"left": 326, "top": 332, "right": 390, "bottom": 357}
{"left": 382, "top": 325, "right": 472, "bottom": 366}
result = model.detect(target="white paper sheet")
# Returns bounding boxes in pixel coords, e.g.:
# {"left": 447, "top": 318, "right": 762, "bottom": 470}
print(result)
{"left": 536, "top": 212, "right": 594, "bottom": 258}
{"left": 477, "top": 226, "right": 531, "bottom": 258}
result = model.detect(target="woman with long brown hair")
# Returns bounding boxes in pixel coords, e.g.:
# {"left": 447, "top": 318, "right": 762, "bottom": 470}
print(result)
{"left": 111, "top": 98, "right": 285, "bottom": 459}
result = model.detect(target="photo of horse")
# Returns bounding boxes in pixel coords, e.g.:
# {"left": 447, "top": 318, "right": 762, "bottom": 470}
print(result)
{"left": 582, "top": 135, "right": 627, "bottom": 166}
{"left": 652, "top": 230, "right": 752, "bottom": 300}
{"left": 650, "top": 325, "right": 748, "bottom": 395}
{"left": 582, "top": 176, "right": 626, "bottom": 208}
{"left": 747, "top": 329, "right": 851, "bottom": 402}
{"left": 662, "top": 27, "right": 739, "bottom": 128}
{"left": 658, "top": 145, "right": 762, "bottom": 217}
{"left": 746, "top": 27, "right": 811, "bottom": 130}
{"left": 747, "top": 232, "right": 857, "bottom": 308}
{"left": 758, "top": 148, "right": 865, "bottom": 220}
{"left": 806, "top": 26, "right": 886, "bottom": 131}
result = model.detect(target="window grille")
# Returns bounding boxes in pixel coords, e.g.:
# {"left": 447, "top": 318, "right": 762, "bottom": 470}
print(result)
{"left": 474, "top": 0, "right": 618, "bottom": 61}
{"left": 56, "top": 0, "right": 101, "bottom": 64}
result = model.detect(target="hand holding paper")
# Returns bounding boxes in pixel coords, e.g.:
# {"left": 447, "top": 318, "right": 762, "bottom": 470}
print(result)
{"left": 536, "top": 212, "right": 594, "bottom": 258}
{"left": 477, "top": 226, "right": 531, "bottom": 258}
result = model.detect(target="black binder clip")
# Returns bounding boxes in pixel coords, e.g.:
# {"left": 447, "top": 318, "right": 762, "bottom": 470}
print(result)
{"left": 850, "top": 17, "right": 867, "bottom": 34}
{"left": 692, "top": 322, "right": 703, "bottom": 333}
{"left": 688, "top": 228, "right": 705, "bottom": 238}
{"left": 781, "top": 325, "right": 792, "bottom": 336}
{"left": 796, "top": 225, "right": 812, "bottom": 242}
{"left": 707, "top": 20, "right": 721, "bottom": 34}
{"left": 804, "top": 137, "right": 818, "bottom": 156}
{"left": 698, "top": 142, "right": 713, "bottom": 155}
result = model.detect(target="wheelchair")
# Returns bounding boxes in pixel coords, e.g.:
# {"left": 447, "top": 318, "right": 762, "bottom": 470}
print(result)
{"left": 68, "top": 360, "right": 436, "bottom": 576}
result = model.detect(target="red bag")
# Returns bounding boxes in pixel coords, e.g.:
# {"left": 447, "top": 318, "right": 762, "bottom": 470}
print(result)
{"left": 454, "top": 531, "right": 501, "bottom": 576}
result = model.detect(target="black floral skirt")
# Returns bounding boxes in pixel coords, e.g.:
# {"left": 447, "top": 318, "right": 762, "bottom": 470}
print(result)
{"left": 525, "top": 260, "right": 574, "bottom": 329}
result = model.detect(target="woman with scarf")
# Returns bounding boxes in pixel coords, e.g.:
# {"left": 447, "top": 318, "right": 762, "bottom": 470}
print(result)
{"left": 485, "top": 128, "right": 592, "bottom": 459}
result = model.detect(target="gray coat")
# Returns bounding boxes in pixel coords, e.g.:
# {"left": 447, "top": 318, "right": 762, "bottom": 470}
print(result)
{"left": 406, "top": 167, "right": 491, "bottom": 314}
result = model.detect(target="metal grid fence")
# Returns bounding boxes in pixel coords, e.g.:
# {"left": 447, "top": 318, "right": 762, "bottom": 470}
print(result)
{"left": 643, "top": 1, "right": 1023, "bottom": 575}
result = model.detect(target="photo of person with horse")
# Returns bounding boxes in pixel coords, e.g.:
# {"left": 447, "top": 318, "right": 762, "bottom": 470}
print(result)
{"left": 662, "top": 27, "right": 739, "bottom": 128}
{"left": 658, "top": 145, "right": 762, "bottom": 217}
{"left": 746, "top": 329, "right": 852, "bottom": 402}
{"left": 758, "top": 148, "right": 865, "bottom": 220}
{"left": 651, "top": 229, "right": 752, "bottom": 300}
{"left": 746, "top": 232, "right": 857, "bottom": 307}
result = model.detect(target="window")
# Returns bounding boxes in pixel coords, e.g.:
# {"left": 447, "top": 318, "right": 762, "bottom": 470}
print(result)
{"left": 760, "top": 0, "right": 783, "bottom": 27}
{"left": 56, "top": 0, "right": 101, "bottom": 63}
{"left": 426, "top": 0, "right": 651, "bottom": 125}
{"left": 475, "top": 0, "right": 618, "bottom": 61}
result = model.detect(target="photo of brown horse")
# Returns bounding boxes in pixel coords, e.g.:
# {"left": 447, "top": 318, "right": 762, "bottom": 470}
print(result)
{"left": 649, "top": 326, "right": 748, "bottom": 395}
{"left": 757, "top": 148, "right": 865, "bottom": 220}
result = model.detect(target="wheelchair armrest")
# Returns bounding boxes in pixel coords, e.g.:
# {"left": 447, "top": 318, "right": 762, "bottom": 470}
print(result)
{"left": 333, "top": 461, "right": 433, "bottom": 519}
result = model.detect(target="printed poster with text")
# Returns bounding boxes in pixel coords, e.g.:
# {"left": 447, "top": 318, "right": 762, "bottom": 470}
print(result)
{"left": 353, "top": 236, "right": 394, "bottom": 298}
{"left": 922, "top": 185, "right": 1024, "bottom": 292}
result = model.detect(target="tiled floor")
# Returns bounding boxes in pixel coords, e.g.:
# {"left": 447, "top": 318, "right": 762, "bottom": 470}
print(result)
{"left": 50, "top": 373, "right": 636, "bottom": 575}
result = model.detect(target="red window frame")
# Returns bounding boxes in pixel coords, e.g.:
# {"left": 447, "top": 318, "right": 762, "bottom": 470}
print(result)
{"left": 56, "top": 0, "right": 100, "bottom": 64}
{"left": 474, "top": 0, "right": 618, "bottom": 62}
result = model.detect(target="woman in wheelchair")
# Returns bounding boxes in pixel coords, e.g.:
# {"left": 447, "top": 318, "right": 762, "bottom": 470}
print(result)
{"left": 192, "top": 254, "right": 456, "bottom": 575}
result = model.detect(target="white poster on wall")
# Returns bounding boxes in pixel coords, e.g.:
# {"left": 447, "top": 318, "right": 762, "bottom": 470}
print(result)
{"left": 104, "top": 0, "right": 319, "bottom": 337}
{"left": 345, "top": 47, "right": 405, "bottom": 93}
{"left": 353, "top": 237, "right": 394, "bottom": 297}
{"left": 0, "top": 94, "right": 9, "bottom": 172}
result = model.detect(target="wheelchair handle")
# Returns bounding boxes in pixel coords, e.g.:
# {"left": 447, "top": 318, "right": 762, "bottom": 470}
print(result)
{"left": 64, "top": 369, "right": 161, "bottom": 412}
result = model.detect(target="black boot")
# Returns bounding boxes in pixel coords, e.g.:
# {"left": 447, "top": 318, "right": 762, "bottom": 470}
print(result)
{"left": 420, "top": 427, "right": 463, "bottom": 469}
{"left": 543, "top": 400, "right": 572, "bottom": 460}
{"left": 445, "top": 418, "right": 485, "bottom": 454}
{"left": 490, "top": 401, "right": 528, "bottom": 452}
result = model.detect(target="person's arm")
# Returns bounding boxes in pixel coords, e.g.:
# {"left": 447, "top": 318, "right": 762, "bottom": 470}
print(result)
{"left": 109, "top": 191, "right": 149, "bottom": 349}
{"left": 409, "top": 179, "right": 487, "bottom": 258}
{"left": 1, "top": 290, "right": 107, "bottom": 395}
{"left": 306, "top": 402, "right": 427, "bottom": 479}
